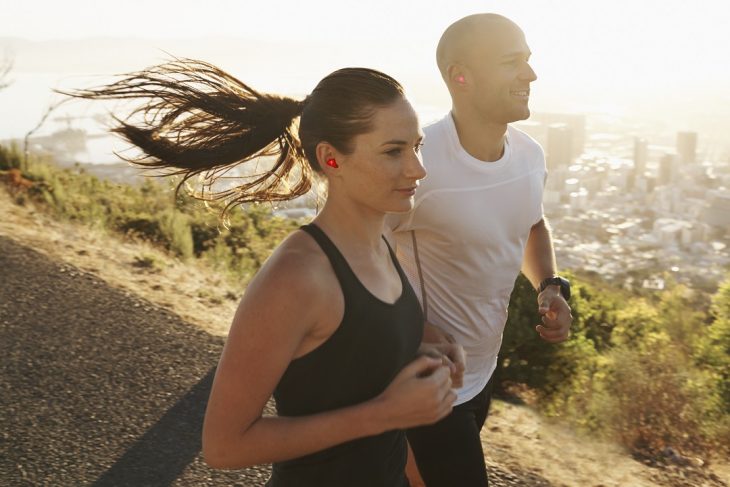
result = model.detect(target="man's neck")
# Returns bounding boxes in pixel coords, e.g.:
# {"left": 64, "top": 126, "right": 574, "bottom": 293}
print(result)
{"left": 451, "top": 106, "right": 508, "bottom": 162}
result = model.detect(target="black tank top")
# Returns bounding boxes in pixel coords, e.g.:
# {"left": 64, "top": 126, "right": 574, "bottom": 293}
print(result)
{"left": 267, "top": 224, "right": 423, "bottom": 487}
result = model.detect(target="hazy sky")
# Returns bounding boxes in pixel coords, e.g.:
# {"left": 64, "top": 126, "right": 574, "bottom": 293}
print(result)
{"left": 2, "top": 0, "right": 730, "bottom": 139}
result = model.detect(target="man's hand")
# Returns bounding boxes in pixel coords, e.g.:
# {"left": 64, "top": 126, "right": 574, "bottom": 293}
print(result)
{"left": 536, "top": 285, "right": 573, "bottom": 343}
{"left": 420, "top": 322, "right": 466, "bottom": 388}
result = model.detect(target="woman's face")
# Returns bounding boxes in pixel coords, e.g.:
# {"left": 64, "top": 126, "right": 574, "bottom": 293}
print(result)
{"left": 331, "top": 97, "right": 426, "bottom": 214}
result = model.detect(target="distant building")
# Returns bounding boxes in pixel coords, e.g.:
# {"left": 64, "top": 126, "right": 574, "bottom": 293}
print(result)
{"left": 628, "top": 137, "right": 648, "bottom": 191}
{"left": 635, "top": 175, "right": 658, "bottom": 195}
{"left": 567, "top": 187, "right": 589, "bottom": 212}
{"left": 581, "top": 171, "right": 604, "bottom": 193}
{"left": 532, "top": 112, "right": 585, "bottom": 157}
{"left": 677, "top": 131, "right": 698, "bottom": 164}
{"left": 565, "top": 177, "right": 580, "bottom": 194}
{"left": 658, "top": 153, "right": 678, "bottom": 186}
{"left": 653, "top": 218, "right": 695, "bottom": 248}
{"left": 703, "top": 189, "right": 730, "bottom": 229}
{"left": 633, "top": 175, "right": 652, "bottom": 194}
{"left": 633, "top": 137, "right": 649, "bottom": 177}
{"left": 608, "top": 169, "right": 628, "bottom": 191}
{"left": 681, "top": 223, "right": 709, "bottom": 247}
{"left": 545, "top": 165, "right": 568, "bottom": 192}
{"left": 547, "top": 123, "right": 573, "bottom": 170}
{"left": 543, "top": 189, "right": 561, "bottom": 209}
{"left": 652, "top": 186, "right": 674, "bottom": 213}
{"left": 513, "top": 120, "right": 545, "bottom": 146}
{"left": 642, "top": 277, "right": 665, "bottom": 290}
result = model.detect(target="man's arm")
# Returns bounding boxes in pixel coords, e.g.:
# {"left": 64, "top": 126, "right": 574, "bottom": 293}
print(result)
{"left": 521, "top": 217, "right": 557, "bottom": 288}
{"left": 522, "top": 217, "right": 572, "bottom": 343}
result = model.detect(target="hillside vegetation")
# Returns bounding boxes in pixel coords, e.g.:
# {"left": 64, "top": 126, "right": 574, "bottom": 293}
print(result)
{"left": 2, "top": 143, "right": 728, "bottom": 467}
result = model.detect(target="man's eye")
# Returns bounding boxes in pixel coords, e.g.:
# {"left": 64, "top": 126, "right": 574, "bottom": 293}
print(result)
{"left": 386, "top": 148, "right": 402, "bottom": 156}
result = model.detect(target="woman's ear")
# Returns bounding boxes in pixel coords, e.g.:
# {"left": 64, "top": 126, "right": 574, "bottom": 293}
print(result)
{"left": 315, "top": 142, "right": 340, "bottom": 174}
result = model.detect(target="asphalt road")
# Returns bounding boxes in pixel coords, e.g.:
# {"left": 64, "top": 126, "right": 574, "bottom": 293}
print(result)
{"left": 0, "top": 235, "right": 271, "bottom": 486}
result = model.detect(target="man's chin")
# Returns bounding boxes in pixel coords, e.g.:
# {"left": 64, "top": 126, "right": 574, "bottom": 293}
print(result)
{"left": 499, "top": 113, "right": 530, "bottom": 125}
{"left": 508, "top": 106, "right": 531, "bottom": 123}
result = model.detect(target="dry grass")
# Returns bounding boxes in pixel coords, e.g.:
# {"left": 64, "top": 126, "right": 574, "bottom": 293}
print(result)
{"left": 0, "top": 189, "right": 239, "bottom": 336}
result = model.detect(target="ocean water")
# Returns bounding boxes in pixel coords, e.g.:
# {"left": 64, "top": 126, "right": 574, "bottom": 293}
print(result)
{"left": 0, "top": 72, "right": 120, "bottom": 163}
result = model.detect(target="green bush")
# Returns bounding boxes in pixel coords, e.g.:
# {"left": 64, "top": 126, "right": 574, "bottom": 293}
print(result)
{"left": 117, "top": 216, "right": 166, "bottom": 245}
{"left": 693, "top": 278, "right": 730, "bottom": 410}
{"left": 5, "top": 149, "right": 300, "bottom": 282}
{"left": 599, "top": 342, "right": 718, "bottom": 456}
{"left": 500, "top": 268, "right": 729, "bottom": 458}
{"left": 160, "top": 210, "right": 193, "bottom": 260}
{"left": 0, "top": 142, "right": 22, "bottom": 170}
{"left": 497, "top": 274, "right": 555, "bottom": 389}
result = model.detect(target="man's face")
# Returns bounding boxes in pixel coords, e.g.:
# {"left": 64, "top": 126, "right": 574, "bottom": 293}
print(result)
{"left": 465, "top": 24, "right": 537, "bottom": 124}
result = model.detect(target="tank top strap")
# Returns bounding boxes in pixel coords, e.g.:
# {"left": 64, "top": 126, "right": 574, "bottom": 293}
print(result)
{"left": 382, "top": 234, "right": 409, "bottom": 282}
{"left": 301, "top": 224, "right": 408, "bottom": 297}
{"left": 299, "top": 224, "right": 358, "bottom": 289}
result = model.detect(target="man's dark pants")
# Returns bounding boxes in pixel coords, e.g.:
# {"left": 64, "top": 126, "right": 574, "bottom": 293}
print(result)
{"left": 406, "top": 377, "right": 494, "bottom": 487}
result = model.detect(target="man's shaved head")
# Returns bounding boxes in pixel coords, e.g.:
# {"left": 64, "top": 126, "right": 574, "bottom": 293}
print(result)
{"left": 436, "top": 14, "right": 521, "bottom": 81}
{"left": 435, "top": 13, "right": 536, "bottom": 124}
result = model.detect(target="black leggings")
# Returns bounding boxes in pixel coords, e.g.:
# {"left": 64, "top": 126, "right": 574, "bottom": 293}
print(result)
{"left": 406, "top": 379, "right": 493, "bottom": 487}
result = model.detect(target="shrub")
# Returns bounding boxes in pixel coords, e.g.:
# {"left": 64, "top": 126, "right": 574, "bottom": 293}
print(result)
{"left": 0, "top": 142, "right": 22, "bottom": 170}
{"left": 159, "top": 210, "right": 193, "bottom": 260}
{"left": 501, "top": 269, "right": 729, "bottom": 458}
{"left": 117, "top": 216, "right": 166, "bottom": 245}
{"left": 599, "top": 341, "right": 719, "bottom": 457}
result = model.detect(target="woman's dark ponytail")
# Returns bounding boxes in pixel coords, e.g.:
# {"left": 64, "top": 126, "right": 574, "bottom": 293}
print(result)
{"left": 62, "top": 58, "right": 312, "bottom": 212}
{"left": 62, "top": 59, "right": 405, "bottom": 215}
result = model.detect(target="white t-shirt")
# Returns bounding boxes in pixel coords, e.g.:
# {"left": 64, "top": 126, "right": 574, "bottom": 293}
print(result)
{"left": 388, "top": 113, "right": 546, "bottom": 405}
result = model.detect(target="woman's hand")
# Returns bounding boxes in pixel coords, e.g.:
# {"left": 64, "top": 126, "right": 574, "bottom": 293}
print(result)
{"left": 417, "top": 342, "right": 466, "bottom": 389}
{"left": 374, "top": 356, "right": 456, "bottom": 431}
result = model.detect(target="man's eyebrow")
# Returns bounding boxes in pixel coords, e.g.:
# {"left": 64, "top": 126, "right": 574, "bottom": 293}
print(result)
{"left": 501, "top": 50, "right": 532, "bottom": 59}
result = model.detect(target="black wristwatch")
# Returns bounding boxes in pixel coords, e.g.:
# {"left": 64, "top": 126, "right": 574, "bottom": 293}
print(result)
{"left": 537, "top": 276, "right": 571, "bottom": 301}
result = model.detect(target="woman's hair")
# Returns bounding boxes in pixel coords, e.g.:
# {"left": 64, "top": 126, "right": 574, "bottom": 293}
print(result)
{"left": 62, "top": 58, "right": 404, "bottom": 214}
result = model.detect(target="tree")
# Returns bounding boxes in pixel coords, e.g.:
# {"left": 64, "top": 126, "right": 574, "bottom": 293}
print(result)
{"left": 0, "top": 55, "right": 12, "bottom": 91}
{"left": 694, "top": 276, "right": 730, "bottom": 408}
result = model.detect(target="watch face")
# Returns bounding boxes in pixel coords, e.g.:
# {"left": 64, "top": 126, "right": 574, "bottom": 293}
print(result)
{"left": 558, "top": 278, "right": 571, "bottom": 300}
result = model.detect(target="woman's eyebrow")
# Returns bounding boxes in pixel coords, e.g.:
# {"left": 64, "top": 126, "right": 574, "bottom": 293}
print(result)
{"left": 381, "top": 136, "right": 424, "bottom": 147}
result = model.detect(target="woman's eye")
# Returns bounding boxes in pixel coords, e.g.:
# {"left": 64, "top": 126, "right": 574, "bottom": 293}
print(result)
{"left": 414, "top": 143, "right": 424, "bottom": 154}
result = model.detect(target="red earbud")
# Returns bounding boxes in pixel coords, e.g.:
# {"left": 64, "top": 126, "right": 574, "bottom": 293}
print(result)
{"left": 326, "top": 158, "right": 339, "bottom": 168}
{"left": 457, "top": 75, "right": 465, "bottom": 84}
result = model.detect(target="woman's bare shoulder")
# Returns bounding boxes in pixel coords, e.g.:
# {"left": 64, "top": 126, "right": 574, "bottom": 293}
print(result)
{"left": 239, "top": 228, "right": 334, "bottom": 312}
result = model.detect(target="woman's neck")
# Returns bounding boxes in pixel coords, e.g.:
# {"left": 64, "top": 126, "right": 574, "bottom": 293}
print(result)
{"left": 313, "top": 197, "right": 386, "bottom": 255}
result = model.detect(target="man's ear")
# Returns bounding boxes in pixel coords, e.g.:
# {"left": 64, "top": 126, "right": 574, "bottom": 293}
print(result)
{"left": 447, "top": 64, "right": 468, "bottom": 88}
